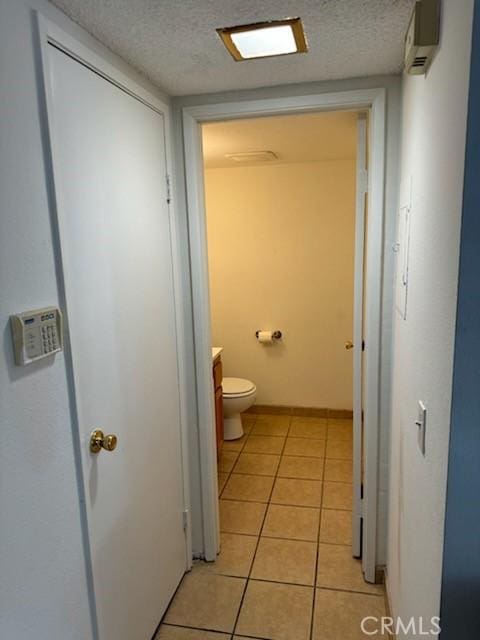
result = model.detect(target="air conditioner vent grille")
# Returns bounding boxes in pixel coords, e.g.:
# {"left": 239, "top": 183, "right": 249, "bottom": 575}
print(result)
{"left": 412, "top": 56, "right": 428, "bottom": 67}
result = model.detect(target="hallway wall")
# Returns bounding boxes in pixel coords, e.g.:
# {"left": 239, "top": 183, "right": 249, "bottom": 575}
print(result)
{"left": 387, "top": 0, "right": 474, "bottom": 635}
{"left": 205, "top": 160, "right": 355, "bottom": 410}
{"left": 0, "top": 2, "right": 169, "bottom": 638}
{"left": 440, "top": 2, "right": 480, "bottom": 634}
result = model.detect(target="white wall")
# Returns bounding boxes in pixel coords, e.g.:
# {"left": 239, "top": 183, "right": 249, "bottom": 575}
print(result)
{"left": 205, "top": 160, "right": 355, "bottom": 409}
{"left": 173, "top": 75, "right": 401, "bottom": 562}
{"left": 0, "top": 2, "right": 168, "bottom": 638}
{"left": 387, "top": 1, "right": 474, "bottom": 634}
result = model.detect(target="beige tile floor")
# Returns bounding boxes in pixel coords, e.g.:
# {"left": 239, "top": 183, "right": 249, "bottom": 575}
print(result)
{"left": 158, "top": 414, "right": 388, "bottom": 640}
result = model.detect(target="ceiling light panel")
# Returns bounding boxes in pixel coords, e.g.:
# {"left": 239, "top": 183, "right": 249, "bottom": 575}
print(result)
{"left": 217, "top": 18, "right": 308, "bottom": 61}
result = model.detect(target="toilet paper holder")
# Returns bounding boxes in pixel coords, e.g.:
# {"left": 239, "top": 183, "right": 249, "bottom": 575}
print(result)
{"left": 255, "top": 330, "right": 282, "bottom": 340}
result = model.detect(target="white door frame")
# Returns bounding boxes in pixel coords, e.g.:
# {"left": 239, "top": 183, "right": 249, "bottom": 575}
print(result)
{"left": 35, "top": 11, "right": 193, "bottom": 627}
{"left": 352, "top": 114, "right": 368, "bottom": 559}
{"left": 182, "top": 88, "right": 386, "bottom": 582}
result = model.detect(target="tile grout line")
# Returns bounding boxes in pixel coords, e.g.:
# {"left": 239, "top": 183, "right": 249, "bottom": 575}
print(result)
{"left": 308, "top": 420, "right": 331, "bottom": 640}
{"left": 183, "top": 573, "right": 386, "bottom": 597}
{"left": 219, "top": 415, "right": 257, "bottom": 499}
{"left": 226, "top": 413, "right": 281, "bottom": 640}
{"left": 230, "top": 414, "right": 293, "bottom": 639}
{"left": 220, "top": 494, "right": 352, "bottom": 513}
{"left": 219, "top": 415, "right": 257, "bottom": 640}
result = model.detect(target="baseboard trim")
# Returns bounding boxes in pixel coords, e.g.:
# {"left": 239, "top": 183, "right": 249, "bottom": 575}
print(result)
{"left": 383, "top": 568, "right": 396, "bottom": 640}
{"left": 375, "top": 564, "right": 386, "bottom": 585}
{"left": 246, "top": 404, "right": 353, "bottom": 419}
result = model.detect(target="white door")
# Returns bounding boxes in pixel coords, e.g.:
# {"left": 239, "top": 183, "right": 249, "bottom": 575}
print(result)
{"left": 47, "top": 45, "right": 187, "bottom": 640}
{"left": 352, "top": 114, "right": 368, "bottom": 559}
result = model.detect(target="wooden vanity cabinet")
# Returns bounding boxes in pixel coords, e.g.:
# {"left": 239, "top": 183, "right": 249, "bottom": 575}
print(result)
{"left": 213, "top": 355, "right": 224, "bottom": 458}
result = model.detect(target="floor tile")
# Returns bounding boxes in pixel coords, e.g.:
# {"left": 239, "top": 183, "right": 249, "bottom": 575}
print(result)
{"left": 271, "top": 477, "right": 322, "bottom": 507}
{"left": 263, "top": 504, "right": 320, "bottom": 541}
{"left": 327, "top": 420, "right": 353, "bottom": 441}
{"left": 244, "top": 435, "right": 285, "bottom": 455}
{"left": 251, "top": 416, "right": 290, "bottom": 436}
{"left": 156, "top": 625, "right": 229, "bottom": 640}
{"left": 320, "top": 509, "right": 352, "bottom": 545}
{"left": 326, "top": 439, "right": 353, "bottom": 460}
{"left": 278, "top": 455, "right": 324, "bottom": 480}
{"left": 236, "top": 580, "right": 313, "bottom": 640}
{"left": 254, "top": 414, "right": 291, "bottom": 429}
{"left": 323, "top": 481, "right": 352, "bottom": 510}
{"left": 218, "top": 450, "right": 239, "bottom": 473}
{"left": 328, "top": 417, "right": 354, "bottom": 425}
{"left": 217, "top": 472, "right": 229, "bottom": 495}
{"left": 324, "top": 458, "right": 352, "bottom": 482}
{"left": 242, "top": 413, "right": 256, "bottom": 428}
{"left": 198, "top": 533, "right": 257, "bottom": 578}
{"left": 289, "top": 417, "right": 327, "bottom": 439}
{"left": 251, "top": 537, "right": 317, "bottom": 586}
{"left": 163, "top": 571, "right": 245, "bottom": 633}
{"left": 233, "top": 452, "right": 280, "bottom": 476}
{"left": 317, "top": 543, "right": 384, "bottom": 595}
{"left": 284, "top": 437, "right": 325, "bottom": 458}
{"left": 222, "top": 435, "right": 248, "bottom": 452}
{"left": 222, "top": 474, "right": 274, "bottom": 503}
{"left": 313, "top": 588, "right": 387, "bottom": 639}
{"left": 219, "top": 500, "right": 267, "bottom": 535}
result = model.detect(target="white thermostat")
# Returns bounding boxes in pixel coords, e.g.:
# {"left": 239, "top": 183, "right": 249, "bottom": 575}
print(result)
{"left": 10, "top": 306, "right": 63, "bottom": 366}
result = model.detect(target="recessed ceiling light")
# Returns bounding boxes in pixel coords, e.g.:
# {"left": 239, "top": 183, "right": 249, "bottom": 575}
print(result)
{"left": 217, "top": 18, "right": 308, "bottom": 61}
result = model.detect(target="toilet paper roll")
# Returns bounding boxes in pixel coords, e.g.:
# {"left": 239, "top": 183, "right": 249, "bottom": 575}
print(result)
{"left": 257, "top": 330, "right": 274, "bottom": 344}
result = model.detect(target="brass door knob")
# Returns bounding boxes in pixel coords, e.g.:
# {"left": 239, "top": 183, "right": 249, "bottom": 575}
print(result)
{"left": 345, "top": 341, "right": 354, "bottom": 350}
{"left": 90, "top": 429, "right": 118, "bottom": 454}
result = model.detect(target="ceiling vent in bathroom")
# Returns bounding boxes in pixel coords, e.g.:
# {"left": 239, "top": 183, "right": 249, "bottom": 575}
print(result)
{"left": 404, "top": 0, "right": 440, "bottom": 75}
{"left": 225, "top": 151, "right": 278, "bottom": 163}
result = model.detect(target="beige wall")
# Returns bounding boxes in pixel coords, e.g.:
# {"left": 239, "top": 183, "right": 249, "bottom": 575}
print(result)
{"left": 205, "top": 160, "right": 355, "bottom": 409}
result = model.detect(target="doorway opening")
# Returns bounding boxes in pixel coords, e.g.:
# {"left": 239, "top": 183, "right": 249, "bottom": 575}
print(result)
{"left": 201, "top": 107, "right": 366, "bottom": 576}
{"left": 182, "top": 89, "right": 385, "bottom": 585}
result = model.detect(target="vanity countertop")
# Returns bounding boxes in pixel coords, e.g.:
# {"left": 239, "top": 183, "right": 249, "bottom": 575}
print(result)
{"left": 212, "top": 347, "right": 223, "bottom": 361}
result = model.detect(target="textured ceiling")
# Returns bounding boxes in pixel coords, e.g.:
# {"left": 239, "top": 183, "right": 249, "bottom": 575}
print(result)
{"left": 51, "top": 0, "right": 414, "bottom": 96}
{"left": 202, "top": 110, "right": 359, "bottom": 168}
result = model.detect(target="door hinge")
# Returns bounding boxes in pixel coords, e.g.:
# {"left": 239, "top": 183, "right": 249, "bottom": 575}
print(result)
{"left": 166, "top": 173, "right": 172, "bottom": 204}
{"left": 362, "top": 339, "right": 365, "bottom": 351}
{"left": 182, "top": 509, "right": 189, "bottom": 532}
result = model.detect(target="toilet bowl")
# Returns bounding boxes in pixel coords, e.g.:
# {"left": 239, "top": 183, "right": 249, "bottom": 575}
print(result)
{"left": 222, "top": 377, "right": 257, "bottom": 440}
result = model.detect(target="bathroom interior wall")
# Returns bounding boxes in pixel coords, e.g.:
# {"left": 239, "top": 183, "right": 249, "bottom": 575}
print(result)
{"left": 204, "top": 157, "right": 355, "bottom": 410}
{"left": 387, "top": 0, "right": 474, "bottom": 634}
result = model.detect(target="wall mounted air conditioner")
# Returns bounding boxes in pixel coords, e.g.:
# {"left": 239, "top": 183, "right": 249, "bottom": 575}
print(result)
{"left": 405, "top": 0, "right": 440, "bottom": 75}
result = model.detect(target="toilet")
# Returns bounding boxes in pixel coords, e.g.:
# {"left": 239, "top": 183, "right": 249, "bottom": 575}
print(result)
{"left": 222, "top": 377, "right": 257, "bottom": 440}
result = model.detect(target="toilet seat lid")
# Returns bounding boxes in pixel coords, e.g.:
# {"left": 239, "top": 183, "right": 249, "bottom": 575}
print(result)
{"left": 223, "top": 377, "right": 256, "bottom": 396}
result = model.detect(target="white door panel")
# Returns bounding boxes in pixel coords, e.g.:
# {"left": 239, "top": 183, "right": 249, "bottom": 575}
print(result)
{"left": 352, "top": 114, "right": 367, "bottom": 559}
{"left": 48, "top": 45, "right": 186, "bottom": 640}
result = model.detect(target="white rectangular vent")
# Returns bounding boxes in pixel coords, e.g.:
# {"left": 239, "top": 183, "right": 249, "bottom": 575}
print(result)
{"left": 412, "top": 55, "right": 428, "bottom": 68}
{"left": 405, "top": 0, "right": 440, "bottom": 75}
{"left": 225, "top": 150, "right": 278, "bottom": 163}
